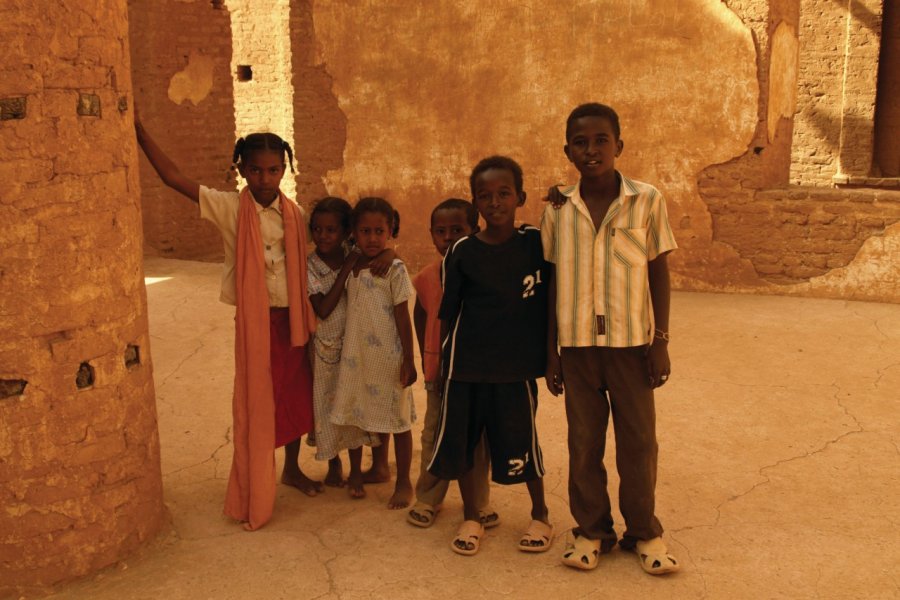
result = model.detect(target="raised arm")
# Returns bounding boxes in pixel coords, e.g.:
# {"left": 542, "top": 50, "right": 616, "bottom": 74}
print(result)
{"left": 134, "top": 114, "right": 201, "bottom": 203}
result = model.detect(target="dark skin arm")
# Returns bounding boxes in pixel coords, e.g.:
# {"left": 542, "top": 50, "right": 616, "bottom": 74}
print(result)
{"left": 646, "top": 252, "right": 672, "bottom": 388}
{"left": 308, "top": 251, "right": 359, "bottom": 319}
{"left": 544, "top": 185, "right": 568, "bottom": 209}
{"left": 413, "top": 298, "right": 427, "bottom": 373}
{"left": 394, "top": 301, "right": 418, "bottom": 388}
{"left": 368, "top": 247, "right": 397, "bottom": 277}
{"left": 545, "top": 266, "right": 564, "bottom": 396}
{"left": 134, "top": 113, "right": 200, "bottom": 203}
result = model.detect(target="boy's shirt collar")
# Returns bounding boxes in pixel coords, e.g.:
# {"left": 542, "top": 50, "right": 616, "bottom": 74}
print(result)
{"left": 560, "top": 171, "right": 639, "bottom": 230}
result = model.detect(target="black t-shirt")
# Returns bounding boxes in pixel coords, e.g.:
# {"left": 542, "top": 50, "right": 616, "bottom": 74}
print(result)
{"left": 439, "top": 226, "right": 550, "bottom": 383}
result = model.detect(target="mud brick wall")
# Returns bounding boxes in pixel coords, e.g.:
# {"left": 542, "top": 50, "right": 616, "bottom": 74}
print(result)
{"left": 0, "top": 0, "right": 165, "bottom": 592}
{"left": 289, "top": 0, "right": 347, "bottom": 209}
{"left": 706, "top": 187, "right": 900, "bottom": 283}
{"left": 229, "top": 0, "right": 299, "bottom": 201}
{"left": 791, "top": 0, "right": 883, "bottom": 184}
{"left": 129, "top": 0, "right": 235, "bottom": 260}
{"left": 281, "top": 0, "right": 899, "bottom": 299}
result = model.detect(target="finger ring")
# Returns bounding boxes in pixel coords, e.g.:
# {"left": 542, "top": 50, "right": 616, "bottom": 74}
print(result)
{"left": 660, "top": 374, "right": 669, "bottom": 381}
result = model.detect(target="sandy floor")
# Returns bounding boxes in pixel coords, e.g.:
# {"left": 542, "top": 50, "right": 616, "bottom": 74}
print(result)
{"left": 43, "top": 256, "right": 900, "bottom": 600}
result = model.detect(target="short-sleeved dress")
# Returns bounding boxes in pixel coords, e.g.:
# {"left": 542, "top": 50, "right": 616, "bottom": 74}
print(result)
{"left": 331, "top": 259, "right": 416, "bottom": 434}
{"left": 307, "top": 252, "right": 379, "bottom": 459}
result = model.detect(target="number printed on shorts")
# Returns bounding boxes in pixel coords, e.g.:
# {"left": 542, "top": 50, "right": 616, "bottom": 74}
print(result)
{"left": 522, "top": 269, "right": 542, "bottom": 298}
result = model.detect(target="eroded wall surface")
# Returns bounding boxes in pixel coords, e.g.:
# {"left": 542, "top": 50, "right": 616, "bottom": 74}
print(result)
{"left": 129, "top": 0, "right": 235, "bottom": 260}
{"left": 228, "top": 0, "right": 299, "bottom": 200}
{"left": 702, "top": 0, "right": 900, "bottom": 301}
{"left": 0, "top": 0, "right": 165, "bottom": 591}
{"left": 131, "top": 0, "right": 898, "bottom": 302}
{"left": 308, "top": 0, "right": 759, "bottom": 272}
{"left": 300, "top": 0, "right": 897, "bottom": 302}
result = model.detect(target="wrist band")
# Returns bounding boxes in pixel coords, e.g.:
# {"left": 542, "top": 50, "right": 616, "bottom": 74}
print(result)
{"left": 654, "top": 329, "right": 670, "bottom": 342}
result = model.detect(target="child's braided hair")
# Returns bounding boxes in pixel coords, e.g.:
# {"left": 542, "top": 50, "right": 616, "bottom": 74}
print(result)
{"left": 231, "top": 133, "right": 295, "bottom": 172}
{"left": 352, "top": 197, "right": 400, "bottom": 238}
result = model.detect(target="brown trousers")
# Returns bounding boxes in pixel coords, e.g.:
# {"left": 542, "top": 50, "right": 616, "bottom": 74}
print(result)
{"left": 561, "top": 346, "right": 663, "bottom": 547}
{"left": 415, "top": 387, "right": 490, "bottom": 509}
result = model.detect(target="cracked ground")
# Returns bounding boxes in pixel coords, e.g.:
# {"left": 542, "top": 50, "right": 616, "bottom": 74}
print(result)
{"left": 44, "top": 257, "right": 900, "bottom": 600}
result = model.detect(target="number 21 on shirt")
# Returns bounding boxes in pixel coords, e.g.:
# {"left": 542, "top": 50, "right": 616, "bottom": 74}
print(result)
{"left": 522, "top": 269, "right": 542, "bottom": 298}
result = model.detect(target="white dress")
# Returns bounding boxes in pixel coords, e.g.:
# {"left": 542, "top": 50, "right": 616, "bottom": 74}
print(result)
{"left": 307, "top": 252, "right": 379, "bottom": 459}
{"left": 331, "top": 260, "right": 416, "bottom": 434}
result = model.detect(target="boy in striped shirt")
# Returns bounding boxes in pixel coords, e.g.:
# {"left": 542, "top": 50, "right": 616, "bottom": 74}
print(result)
{"left": 542, "top": 103, "right": 680, "bottom": 574}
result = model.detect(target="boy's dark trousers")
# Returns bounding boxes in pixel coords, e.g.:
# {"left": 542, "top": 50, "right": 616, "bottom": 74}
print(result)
{"left": 561, "top": 346, "right": 664, "bottom": 549}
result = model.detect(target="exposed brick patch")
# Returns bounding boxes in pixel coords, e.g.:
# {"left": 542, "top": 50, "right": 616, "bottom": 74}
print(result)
{"left": 128, "top": 0, "right": 235, "bottom": 260}
{"left": 706, "top": 186, "right": 900, "bottom": 283}
{"left": 289, "top": 0, "right": 348, "bottom": 206}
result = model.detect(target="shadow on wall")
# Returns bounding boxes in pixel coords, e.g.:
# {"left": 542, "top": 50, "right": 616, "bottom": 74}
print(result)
{"left": 827, "top": 0, "right": 881, "bottom": 34}
{"left": 803, "top": 109, "right": 878, "bottom": 176}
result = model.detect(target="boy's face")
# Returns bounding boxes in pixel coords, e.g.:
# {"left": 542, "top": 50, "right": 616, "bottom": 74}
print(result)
{"left": 238, "top": 150, "right": 286, "bottom": 205}
{"left": 472, "top": 168, "right": 525, "bottom": 231}
{"left": 564, "top": 116, "right": 623, "bottom": 180}
{"left": 430, "top": 208, "right": 473, "bottom": 256}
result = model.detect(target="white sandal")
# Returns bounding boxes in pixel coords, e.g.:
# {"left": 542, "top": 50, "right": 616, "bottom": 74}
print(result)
{"left": 561, "top": 530, "right": 600, "bottom": 570}
{"left": 451, "top": 520, "right": 484, "bottom": 556}
{"left": 635, "top": 537, "right": 680, "bottom": 575}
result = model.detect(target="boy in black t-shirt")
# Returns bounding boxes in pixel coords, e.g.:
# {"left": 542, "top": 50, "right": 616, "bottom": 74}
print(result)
{"left": 428, "top": 156, "right": 553, "bottom": 556}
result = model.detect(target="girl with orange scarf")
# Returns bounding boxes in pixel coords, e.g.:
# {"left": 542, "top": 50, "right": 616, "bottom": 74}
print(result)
{"left": 136, "top": 117, "right": 317, "bottom": 531}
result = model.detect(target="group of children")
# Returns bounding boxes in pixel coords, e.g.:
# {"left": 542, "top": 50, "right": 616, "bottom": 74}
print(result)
{"left": 135, "top": 102, "right": 680, "bottom": 576}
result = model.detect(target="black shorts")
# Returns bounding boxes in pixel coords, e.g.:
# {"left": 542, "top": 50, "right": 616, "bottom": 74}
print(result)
{"left": 427, "top": 379, "right": 544, "bottom": 485}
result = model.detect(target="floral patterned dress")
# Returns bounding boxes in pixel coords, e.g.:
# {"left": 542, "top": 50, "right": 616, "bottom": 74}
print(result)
{"left": 307, "top": 252, "right": 379, "bottom": 459}
{"left": 331, "top": 259, "right": 416, "bottom": 434}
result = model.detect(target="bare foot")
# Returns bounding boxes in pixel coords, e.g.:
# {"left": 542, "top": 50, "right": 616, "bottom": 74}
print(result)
{"left": 325, "top": 459, "right": 345, "bottom": 488}
{"left": 387, "top": 479, "right": 413, "bottom": 509}
{"left": 362, "top": 466, "right": 391, "bottom": 484}
{"left": 347, "top": 472, "right": 366, "bottom": 499}
{"left": 281, "top": 470, "right": 324, "bottom": 497}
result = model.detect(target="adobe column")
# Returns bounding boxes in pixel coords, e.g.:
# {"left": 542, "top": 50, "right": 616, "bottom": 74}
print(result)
{"left": 0, "top": 0, "right": 165, "bottom": 592}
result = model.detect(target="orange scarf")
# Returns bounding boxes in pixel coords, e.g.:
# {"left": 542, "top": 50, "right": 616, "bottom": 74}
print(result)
{"left": 224, "top": 187, "right": 316, "bottom": 531}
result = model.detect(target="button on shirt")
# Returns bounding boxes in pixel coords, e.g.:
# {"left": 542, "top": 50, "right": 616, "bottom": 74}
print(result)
{"left": 199, "top": 185, "right": 296, "bottom": 307}
{"left": 540, "top": 174, "right": 677, "bottom": 348}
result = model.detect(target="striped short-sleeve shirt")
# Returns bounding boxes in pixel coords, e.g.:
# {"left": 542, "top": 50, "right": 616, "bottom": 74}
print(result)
{"left": 540, "top": 174, "right": 677, "bottom": 348}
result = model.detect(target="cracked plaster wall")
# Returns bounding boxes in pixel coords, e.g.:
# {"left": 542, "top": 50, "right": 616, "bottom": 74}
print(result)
{"left": 0, "top": 0, "right": 165, "bottom": 591}
{"left": 130, "top": 0, "right": 898, "bottom": 302}
{"left": 700, "top": 0, "right": 900, "bottom": 301}
{"left": 310, "top": 0, "right": 759, "bottom": 273}
{"left": 228, "top": 0, "right": 298, "bottom": 200}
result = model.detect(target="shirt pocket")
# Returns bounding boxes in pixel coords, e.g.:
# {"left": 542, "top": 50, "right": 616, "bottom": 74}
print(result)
{"left": 611, "top": 227, "right": 649, "bottom": 269}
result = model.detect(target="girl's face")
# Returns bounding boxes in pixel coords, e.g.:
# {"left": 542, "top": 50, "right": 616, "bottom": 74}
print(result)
{"left": 310, "top": 211, "right": 347, "bottom": 256}
{"left": 238, "top": 150, "right": 285, "bottom": 205}
{"left": 354, "top": 211, "right": 391, "bottom": 258}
